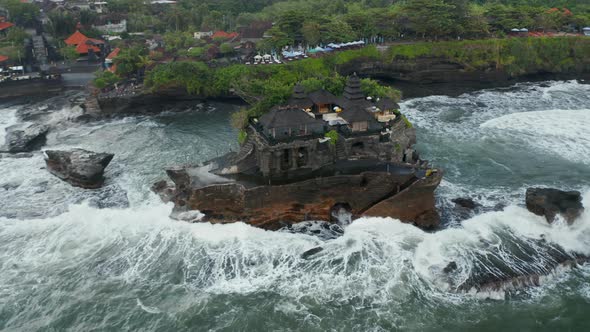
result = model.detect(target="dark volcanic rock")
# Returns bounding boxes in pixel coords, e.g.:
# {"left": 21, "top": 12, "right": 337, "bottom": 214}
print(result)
{"left": 44, "top": 149, "right": 114, "bottom": 189}
{"left": 452, "top": 197, "right": 481, "bottom": 210}
{"left": 151, "top": 180, "right": 175, "bottom": 203}
{"left": 85, "top": 185, "right": 130, "bottom": 209}
{"left": 525, "top": 188, "right": 584, "bottom": 224}
{"left": 164, "top": 165, "right": 443, "bottom": 230}
{"left": 443, "top": 261, "right": 458, "bottom": 274}
{"left": 3, "top": 124, "right": 48, "bottom": 153}
{"left": 301, "top": 246, "right": 324, "bottom": 259}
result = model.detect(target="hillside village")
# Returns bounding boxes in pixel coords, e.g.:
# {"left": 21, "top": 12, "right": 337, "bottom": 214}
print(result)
{"left": 1, "top": 0, "right": 589, "bottom": 89}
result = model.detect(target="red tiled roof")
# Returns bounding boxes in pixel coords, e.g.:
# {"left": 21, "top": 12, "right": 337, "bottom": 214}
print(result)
{"left": 0, "top": 55, "right": 8, "bottom": 62}
{"left": 106, "top": 48, "right": 120, "bottom": 60}
{"left": 212, "top": 31, "right": 239, "bottom": 39}
{"left": 65, "top": 30, "right": 89, "bottom": 45}
{"left": 75, "top": 41, "right": 101, "bottom": 54}
{"left": 0, "top": 22, "right": 15, "bottom": 31}
{"left": 65, "top": 30, "right": 104, "bottom": 54}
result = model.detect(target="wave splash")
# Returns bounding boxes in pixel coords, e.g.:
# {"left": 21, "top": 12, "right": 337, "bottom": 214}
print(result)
{"left": 481, "top": 109, "right": 590, "bottom": 165}
{"left": 1, "top": 191, "right": 588, "bottom": 313}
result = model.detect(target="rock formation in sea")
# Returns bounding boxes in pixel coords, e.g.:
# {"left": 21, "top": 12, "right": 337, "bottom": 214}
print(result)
{"left": 155, "top": 76, "right": 443, "bottom": 230}
{"left": 525, "top": 188, "right": 584, "bottom": 224}
{"left": 43, "top": 149, "right": 114, "bottom": 189}
{"left": 2, "top": 124, "right": 48, "bottom": 153}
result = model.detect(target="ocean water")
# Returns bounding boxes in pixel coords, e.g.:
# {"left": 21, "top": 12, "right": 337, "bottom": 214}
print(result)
{"left": 0, "top": 81, "right": 589, "bottom": 331}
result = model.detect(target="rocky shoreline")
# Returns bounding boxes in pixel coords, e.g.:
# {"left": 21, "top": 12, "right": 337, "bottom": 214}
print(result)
{"left": 90, "top": 71, "right": 589, "bottom": 116}
{"left": 154, "top": 162, "right": 443, "bottom": 230}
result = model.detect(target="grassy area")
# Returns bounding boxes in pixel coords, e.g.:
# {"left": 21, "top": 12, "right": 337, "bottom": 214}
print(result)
{"left": 385, "top": 37, "right": 590, "bottom": 75}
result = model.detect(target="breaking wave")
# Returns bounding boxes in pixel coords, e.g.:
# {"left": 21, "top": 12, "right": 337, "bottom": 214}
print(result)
{"left": 1, "top": 81, "right": 590, "bottom": 330}
{"left": 1, "top": 190, "right": 588, "bottom": 327}
{"left": 480, "top": 109, "right": 590, "bottom": 165}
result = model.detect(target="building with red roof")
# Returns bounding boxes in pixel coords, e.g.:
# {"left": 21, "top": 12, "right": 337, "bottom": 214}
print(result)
{"left": 65, "top": 30, "right": 90, "bottom": 46}
{"left": 65, "top": 30, "right": 105, "bottom": 55}
{"left": 106, "top": 48, "right": 120, "bottom": 60}
{"left": 211, "top": 31, "right": 239, "bottom": 40}
{"left": 0, "top": 21, "right": 15, "bottom": 32}
{"left": 0, "top": 55, "right": 8, "bottom": 63}
{"left": 105, "top": 47, "right": 120, "bottom": 73}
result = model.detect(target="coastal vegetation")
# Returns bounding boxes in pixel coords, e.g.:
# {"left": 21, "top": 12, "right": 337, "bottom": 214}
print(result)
{"left": 65, "top": 0, "right": 590, "bottom": 41}
{"left": 324, "top": 130, "right": 339, "bottom": 146}
{"left": 385, "top": 36, "right": 590, "bottom": 75}
{"left": 140, "top": 36, "right": 589, "bottom": 123}
{"left": 143, "top": 46, "right": 393, "bottom": 120}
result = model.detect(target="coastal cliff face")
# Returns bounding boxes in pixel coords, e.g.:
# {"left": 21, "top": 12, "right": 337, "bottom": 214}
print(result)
{"left": 158, "top": 167, "right": 442, "bottom": 230}
{"left": 342, "top": 57, "right": 510, "bottom": 84}
{"left": 341, "top": 56, "right": 590, "bottom": 86}
{"left": 363, "top": 172, "right": 441, "bottom": 228}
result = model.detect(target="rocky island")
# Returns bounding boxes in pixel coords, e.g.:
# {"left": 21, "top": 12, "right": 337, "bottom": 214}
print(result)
{"left": 155, "top": 74, "right": 442, "bottom": 229}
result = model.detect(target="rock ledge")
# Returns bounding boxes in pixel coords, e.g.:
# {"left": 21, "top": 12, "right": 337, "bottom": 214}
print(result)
{"left": 44, "top": 149, "right": 114, "bottom": 189}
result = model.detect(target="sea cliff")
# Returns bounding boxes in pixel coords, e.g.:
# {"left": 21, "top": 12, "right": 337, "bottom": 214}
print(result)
{"left": 93, "top": 37, "right": 590, "bottom": 115}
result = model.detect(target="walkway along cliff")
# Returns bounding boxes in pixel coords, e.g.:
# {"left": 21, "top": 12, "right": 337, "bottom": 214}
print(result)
{"left": 154, "top": 74, "right": 443, "bottom": 230}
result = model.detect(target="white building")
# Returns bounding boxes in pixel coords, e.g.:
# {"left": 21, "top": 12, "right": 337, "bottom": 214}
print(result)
{"left": 194, "top": 31, "right": 213, "bottom": 39}
{"left": 93, "top": 1, "right": 108, "bottom": 14}
{"left": 94, "top": 19, "right": 127, "bottom": 34}
{"left": 584, "top": 27, "right": 590, "bottom": 36}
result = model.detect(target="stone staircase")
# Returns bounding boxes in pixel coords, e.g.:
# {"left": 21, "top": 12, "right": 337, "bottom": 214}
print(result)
{"left": 235, "top": 139, "right": 254, "bottom": 162}
{"left": 234, "top": 139, "right": 257, "bottom": 171}
{"left": 335, "top": 136, "right": 347, "bottom": 159}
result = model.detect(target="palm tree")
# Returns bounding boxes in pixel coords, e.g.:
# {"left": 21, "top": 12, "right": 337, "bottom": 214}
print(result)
{"left": 135, "top": 54, "right": 153, "bottom": 79}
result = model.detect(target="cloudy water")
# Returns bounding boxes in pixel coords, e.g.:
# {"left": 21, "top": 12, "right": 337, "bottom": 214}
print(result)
{"left": 1, "top": 81, "right": 590, "bottom": 331}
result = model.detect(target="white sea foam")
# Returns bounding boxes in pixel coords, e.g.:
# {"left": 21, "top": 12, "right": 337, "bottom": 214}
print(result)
{"left": 480, "top": 109, "right": 590, "bottom": 164}
{"left": 0, "top": 107, "right": 19, "bottom": 147}
{"left": 136, "top": 298, "right": 162, "bottom": 314}
{"left": 1, "top": 190, "right": 588, "bottom": 305}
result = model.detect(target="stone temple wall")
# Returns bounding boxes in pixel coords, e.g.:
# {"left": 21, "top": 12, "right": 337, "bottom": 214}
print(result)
{"left": 245, "top": 118, "right": 419, "bottom": 178}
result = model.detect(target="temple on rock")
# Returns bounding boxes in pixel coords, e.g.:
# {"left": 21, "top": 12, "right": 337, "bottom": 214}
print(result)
{"left": 156, "top": 74, "right": 442, "bottom": 229}
{"left": 233, "top": 73, "right": 420, "bottom": 179}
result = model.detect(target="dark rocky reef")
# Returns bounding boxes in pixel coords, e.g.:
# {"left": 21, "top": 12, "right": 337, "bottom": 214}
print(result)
{"left": 44, "top": 149, "right": 114, "bottom": 189}
{"left": 155, "top": 163, "right": 442, "bottom": 230}
{"left": 1, "top": 124, "right": 48, "bottom": 153}
{"left": 526, "top": 188, "right": 584, "bottom": 224}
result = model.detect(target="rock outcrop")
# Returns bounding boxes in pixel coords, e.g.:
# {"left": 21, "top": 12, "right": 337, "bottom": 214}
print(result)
{"left": 2, "top": 124, "right": 48, "bottom": 153}
{"left": 452, "top": 197, "right": 480, "bottom": 210}
{"left": 44, "top": 149, "right": 114, "bottom": 189}
{"left": 363, "top": 171, "right": 442, "bottom": 229}
{"left": 157, "top": 165, "right": 443, "bottom": 230}
{"left": 525, "top": 188, "right": 584, "bottom": 224}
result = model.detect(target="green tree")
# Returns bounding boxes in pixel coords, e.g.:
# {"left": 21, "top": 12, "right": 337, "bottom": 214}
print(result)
{"left": 5, "top": 26, "right": 28, "bottom": 45}
{"left": 114, "top": 46, "right": 149, "bottom": 78}
{"left": 277, "top": 10, "right": 305, "bottom": 42}
{"left": 257, "top": 26, "right": 292, "bottom": 51}
{"left": 0, "top": 0, "right": 38, "bottom": 27}
{"left": 302, "top": 21, "right": 321, "bottom": 46}
{"left": 93, "top": 70, "right": 121, "bottom": 88}
{"left": 60, "top": 46, "right": 79, "bottom": 62}
{"left": 322, "top": 20, "right": 356, "bottom": 43}
{"left": 402, "top": 0, "right": 456, "bottom": 39}
{"left": 220, "top": 42, "right": 234, "bottom": 54}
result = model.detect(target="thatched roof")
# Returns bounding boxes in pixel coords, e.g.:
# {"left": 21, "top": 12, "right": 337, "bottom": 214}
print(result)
{"left": 259, "top": 107, "right": 323, "bottom": 129}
